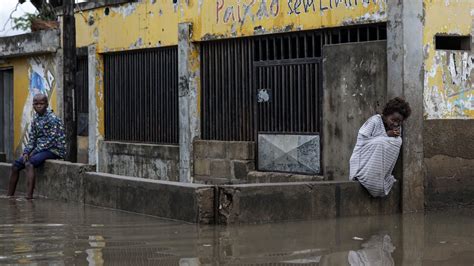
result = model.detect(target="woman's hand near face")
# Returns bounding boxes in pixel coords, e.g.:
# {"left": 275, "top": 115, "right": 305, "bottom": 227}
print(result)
{"left": 393, "top": 128, "right": 400, "bottom": 136}
{"left": 386, "top": 129, "right": 400, "bottom": 137}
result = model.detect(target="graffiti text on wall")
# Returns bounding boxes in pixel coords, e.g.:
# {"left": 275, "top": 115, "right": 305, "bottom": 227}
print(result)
{"left": 216, "top": 0, "right": 385, "bottom": 24}
{"left": 217, "top": 0, "right": 280, "bottom": 24}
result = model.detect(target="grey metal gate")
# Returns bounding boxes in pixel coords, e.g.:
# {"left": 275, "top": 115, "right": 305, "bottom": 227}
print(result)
{"left": 200, "top": 23, "right": 388, "bottom": 174}
{"left": 0, "top": 69, "right": 14, "bottom": 161}
{"left": 201, "top": 38, "right": 255, "bottom": 141}
{"left": 255, "top": 60, "right": 322, "bottom": 174}
{"left": 201, "top": 23, "right": 387, "bottom": 142}
{"left": 255, "top": 60, "right": 321, "bottom": 134}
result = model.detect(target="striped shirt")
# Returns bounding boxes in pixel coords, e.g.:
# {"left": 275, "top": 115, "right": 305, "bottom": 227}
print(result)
{"left": 349, "top": 115, "right": 401, "bottom": 197}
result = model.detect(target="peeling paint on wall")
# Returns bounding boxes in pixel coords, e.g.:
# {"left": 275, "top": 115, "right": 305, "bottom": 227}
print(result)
{"left": 425, "top": 51, "right": 473, "bottom": 119}
{"left": 111, "top": 3, "right": 138, "bottom": 18}
{"left": 76, "top": 0, "right": 387, "bottom": 52}
{"left": 0, "top": 56, "right": 60, "bottom": 157}
{"left": 201, "top": 0, "right": 387, "bottom": 40}
{"left": 19, "top": 57, "right": 58, "bottom": 153}
{"left": 76, "top": 1, "right": 179, "bottom": 53}
{"left": 423, "top": 0, "right": 473, "bottom": 119}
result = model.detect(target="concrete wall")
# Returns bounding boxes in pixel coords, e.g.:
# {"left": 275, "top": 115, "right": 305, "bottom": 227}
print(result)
{"left": 0, "top": 30, "right": 60, "bottom": 58}
{"left": 84, "top": 172, "right": 215, "bottom": 224}
{"left": 424, "top": 120, "right": 474, "bottom": 209}
{"left": 420, "top": 0, "right": 473, "bottom": 210}
{"left": 323, "top": 41, "right": 387, "bottom": 180}
{"left": 218, "top": 181, "right": 400, "bottom": 224}
{"left": 0, "top": 161, "right": 215, "bottom": 223}
{"left": 387, "top": 0, "right": 425, "bottom": 212}
{"left": 0, "top": 161, "right": 94, "bottom": 202}
{"left": 194, "top": 140, "right": 255, "bottom": 184}
{"left": 98, "top": 141, "right": 179, "bottom": 181}
{"left": 75, "top": 1, "right": 387, "bottom": 52}
{"left": 0, "top": 161, "right": 400, "bottom": 224}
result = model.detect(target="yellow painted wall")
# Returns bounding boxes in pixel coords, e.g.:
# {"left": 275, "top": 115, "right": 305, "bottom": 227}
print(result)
{"left": 182, "top": 0, "right": 387, "bottom": 41}
{"left": 75, "top": 0, "right": 388, "bottom": 140}
{"left": 423, "top": 0, "right": 473, "bottom": 119}
{"left": 0, "top": 55, "right": 59, "bottom": 157}
{"left": 76, "top": 1, "right": 179, "bottom": 53}
{"left": 75, "top": 0, "right": 387, "bottom": 51}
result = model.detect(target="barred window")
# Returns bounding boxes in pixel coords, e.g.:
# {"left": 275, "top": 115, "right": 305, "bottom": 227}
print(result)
{"left": 104, "top": 47, "right": 179, "bottom": 144}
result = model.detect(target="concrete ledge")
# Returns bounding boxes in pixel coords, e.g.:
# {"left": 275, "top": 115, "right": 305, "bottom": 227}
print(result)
{"left": 0, "top": 160, "right": 94, "bottom": 202}
{"left": 244, "top": 171, "right": 324, "bottom": 183}
{"left": 0, "top": 30, "right": 60, "bottom": 58}
{"left": 218, "top": 181, "right": 400, "bottom": 224}
{"left": 84, "top": 172, "right": 215, "bottom": 224}
{"left": 1, "top": 161, "right": 401, "bottom": 225}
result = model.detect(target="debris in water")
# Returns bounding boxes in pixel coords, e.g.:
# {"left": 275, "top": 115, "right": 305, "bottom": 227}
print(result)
{"left": 91, "top": 224, "right": 104, "bottom": 227}
{"left": 352, "top": 237, "right": 364, "bottom": 241}
{"left": 440, "top": 241, "right": 447, "bottom": 244}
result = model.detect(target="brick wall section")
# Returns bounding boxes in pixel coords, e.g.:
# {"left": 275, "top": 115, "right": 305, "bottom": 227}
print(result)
{"left": 194, "top": 140, "right": 255, "bottom": 184}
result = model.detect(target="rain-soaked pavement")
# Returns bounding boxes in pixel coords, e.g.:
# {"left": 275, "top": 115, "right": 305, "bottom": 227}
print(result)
{"left": 0, "top": 197, "right": 473, "bottom": 265}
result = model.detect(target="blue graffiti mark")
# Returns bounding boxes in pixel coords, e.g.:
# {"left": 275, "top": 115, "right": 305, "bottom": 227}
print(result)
{"left": 29, "top": 71, "right": 47, "bottom": 96}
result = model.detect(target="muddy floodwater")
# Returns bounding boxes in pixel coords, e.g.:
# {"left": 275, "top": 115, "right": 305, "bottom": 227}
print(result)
{"left": 0, "top": 197, "right": 472, "bottom": 265}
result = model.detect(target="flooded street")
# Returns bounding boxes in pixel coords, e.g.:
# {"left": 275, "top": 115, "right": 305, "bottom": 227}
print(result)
{"left": 0, "top": 197, "right": 473, "bottom": 265}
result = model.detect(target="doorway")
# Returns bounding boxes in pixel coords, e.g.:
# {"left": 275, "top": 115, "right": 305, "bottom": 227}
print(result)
{"left": 0, "top": 69, "right": 14, "bottom": 161}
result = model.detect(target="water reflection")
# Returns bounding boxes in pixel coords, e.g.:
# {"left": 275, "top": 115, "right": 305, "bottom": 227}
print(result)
{"left": 317, "top": 233, "right": 395, "bottom": 265}
{"left": 0, "top": 198, "right": 473, "bottom": 265}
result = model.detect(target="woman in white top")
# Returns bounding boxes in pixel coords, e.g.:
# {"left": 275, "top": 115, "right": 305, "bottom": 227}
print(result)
{"left": 349, "top": 97, "right": 412, "bottom": 197}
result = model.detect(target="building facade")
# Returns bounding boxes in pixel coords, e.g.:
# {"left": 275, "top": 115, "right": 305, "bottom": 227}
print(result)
{"left": 1, "top": 0, "right": 473, "bottom": 210}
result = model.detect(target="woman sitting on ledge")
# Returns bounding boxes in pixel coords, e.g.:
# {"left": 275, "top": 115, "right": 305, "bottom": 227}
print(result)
{"left": 349, "top": 97, "right": 411, "bottom": 197}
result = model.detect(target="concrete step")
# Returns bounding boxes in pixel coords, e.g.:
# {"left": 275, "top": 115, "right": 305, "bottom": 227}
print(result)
{"left": 244, "top": 171, "right": 325, "bottom": 183}
{"left": 194, "top": 171, "right": 324, "bottom": 185}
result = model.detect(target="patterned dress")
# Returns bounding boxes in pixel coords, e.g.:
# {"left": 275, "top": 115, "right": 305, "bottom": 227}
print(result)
{"left": 23, "top": 110, "right": 66, "bottom": 159}
{"left": 349, "top": 114, "right": 401, "bottom": 197}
